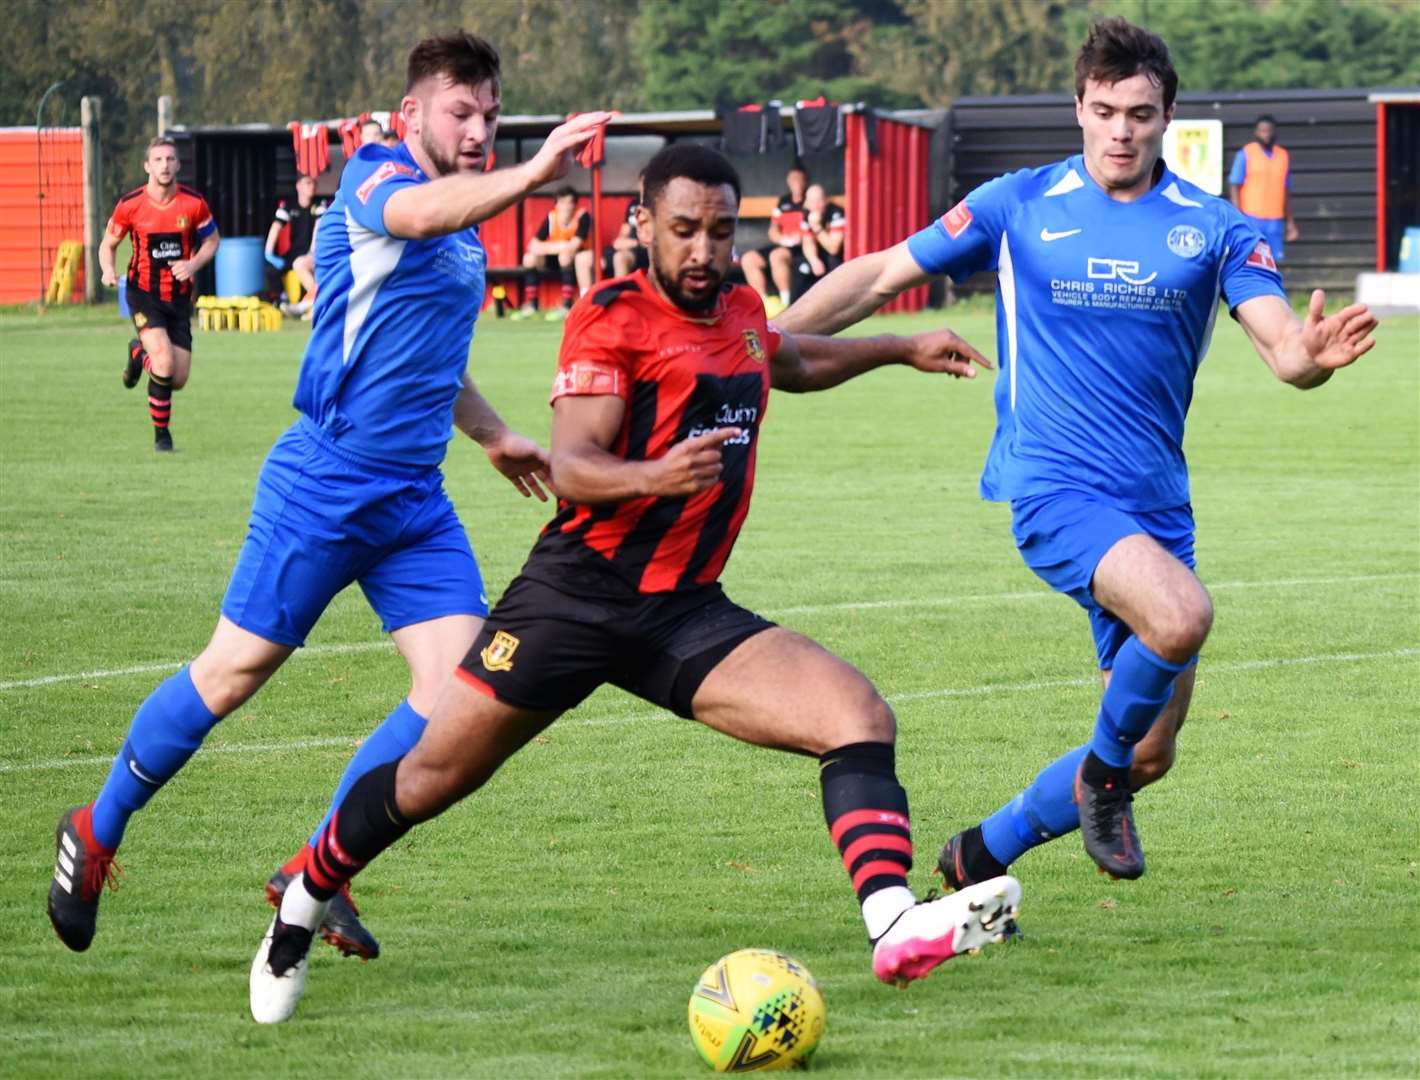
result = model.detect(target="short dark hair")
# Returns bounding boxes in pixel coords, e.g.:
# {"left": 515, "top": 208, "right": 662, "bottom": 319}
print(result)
{"left": 146, "top": 135, "right": 177, "bottom": 156}
{"left": 1255, "top": 113, "right": 1277, "bottom": 126}
{"left": 554, "top": 185, "right": 577, "bottom": 200}
{"left": 787, "top": 161, "right": 807, "bottom": 176}
{"left": 406, "top": 30, "right": 501, "bottom": 95}
{"left": 1074, "top": 17, "right": 1178, "bottom": 111}
{"left": 642, "top": 143, "right": 741, "bottom": 209}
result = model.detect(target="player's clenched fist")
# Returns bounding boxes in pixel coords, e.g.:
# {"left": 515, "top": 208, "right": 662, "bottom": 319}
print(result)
{"left": 649, "top": 427, "right": 744, "bottom": 496}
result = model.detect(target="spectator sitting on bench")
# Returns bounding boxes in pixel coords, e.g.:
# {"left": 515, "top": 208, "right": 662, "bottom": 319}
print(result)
{"left": 603, "top": 194, "right": 648, "bottom": 278}
{"left": 512, "top": 186, "right": 592, "bottom": 321}
{"left": 792, "top": 183, "right": 846, "bottom": 301}
{"left": 263, "top": 174, "right": 325, "bottom": 318}
{"left": 739, "top": 161, "right": 808, "bottom": 317}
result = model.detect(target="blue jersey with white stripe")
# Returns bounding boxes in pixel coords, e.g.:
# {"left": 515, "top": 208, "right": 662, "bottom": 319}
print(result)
{"left": 294, "top": 143, "right": 487, "bottom": 467}
{"left": 907, "top": 155, "right": 1286, "bottom": 511}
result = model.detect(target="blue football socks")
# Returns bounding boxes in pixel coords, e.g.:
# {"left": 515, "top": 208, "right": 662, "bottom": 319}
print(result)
{"left": 308, "top": 699, "right": 427, "bottom": 848}
{"left": 980, "top": 744, "right": 1090, "bottom": 866}
{"left": 1090, "top": 636, "right": 1191, "bottom": 769}
{"left": 978, "top": 636, "right": 1192, "bottom": 868}
{"left": 90, "top": 666, "right": 220, "bottom": 850}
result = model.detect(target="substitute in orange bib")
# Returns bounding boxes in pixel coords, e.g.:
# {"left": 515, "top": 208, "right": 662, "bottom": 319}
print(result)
{"left": 100, "top": 136, "right": 220, "bottom": 452}
{"left": 512, "top": 185, "right": 593, "bottom": 320}
{"left": 1229, "top": 114, "right": 1298, "bottom": 265}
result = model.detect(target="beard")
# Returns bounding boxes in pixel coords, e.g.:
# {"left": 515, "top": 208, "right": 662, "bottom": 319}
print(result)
{"left": 420, "top": 131, "right": 457, "bottom": 178}
{"left": 650, "top": 261, "right": 724, "bottom": 313}
{"left": 420, "top": 129, "right": 472, "bottom": 178}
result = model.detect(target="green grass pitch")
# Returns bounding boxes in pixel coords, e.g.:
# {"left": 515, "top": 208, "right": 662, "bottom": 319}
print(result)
{"left": 1, "top": 300, "right": 1416, "bottom": 1078}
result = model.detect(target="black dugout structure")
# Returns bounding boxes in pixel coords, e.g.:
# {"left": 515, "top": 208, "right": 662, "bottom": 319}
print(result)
{"left": 1372, "top": 91, "right": 1420, "bottom": 272}
{"left": 945, "top": 87, "right": 1412, "bottom": 293}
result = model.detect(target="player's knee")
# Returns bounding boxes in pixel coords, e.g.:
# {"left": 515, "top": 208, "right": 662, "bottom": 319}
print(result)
{"left": 1153, "top": 595, "right": 1212, "bottom": 658}
{"left": 190, "top": 659, "right": 269, "bottom": 716}
{"left": 145, "top": 344, "right": 174, "bottom": 374}
{"left": 169, "top": 368, "right": 190, "bottom": 391}
{"left": 821, "top": 686, "right": 896, "bottom": 751}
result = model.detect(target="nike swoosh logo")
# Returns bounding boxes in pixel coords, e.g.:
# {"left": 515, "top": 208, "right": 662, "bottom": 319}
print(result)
{"left": 1040, "top": 228, "right": 1082, "bottom": 242}
{"left": 128, "top": 759, "right": 160, "bottom": 785}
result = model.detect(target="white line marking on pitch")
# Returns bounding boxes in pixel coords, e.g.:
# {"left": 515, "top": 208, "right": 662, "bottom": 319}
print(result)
{"left": 0, "top": 737, "right": 357, "bottom": 775}
{"left": 0, "top": 641, "right": 395, "bottom": 691}
{"left": 767, "top": 570, "right": 1419, "bottom": 616}
{"left": 5, "top": 646, "right": 1411, "bottom": 774}
{"left": 2, "top": 571, "right": 1415, "bottom": 693}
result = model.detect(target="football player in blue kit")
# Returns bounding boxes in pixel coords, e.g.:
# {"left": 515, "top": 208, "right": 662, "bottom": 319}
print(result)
{"left": 776, "top": 18, "right": 1378, "bottom": 886}
{"left": 47, "top": 30, "right": 614, "bottom": 957}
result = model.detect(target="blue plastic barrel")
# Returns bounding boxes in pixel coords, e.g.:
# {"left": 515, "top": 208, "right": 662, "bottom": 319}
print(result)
{"left": 214, "top": 236, "right": 267, "bottom": 296}
{"left": 1399, "top": 226, "right": 1420, "bottom": 274}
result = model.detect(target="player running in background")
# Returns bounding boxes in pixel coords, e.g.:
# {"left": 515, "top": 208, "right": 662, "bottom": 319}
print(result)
{"left": 48, "top": 31, "right": 613, "bottom": 960}
{"left": 250, "top": 143, "right": 1015, "bottom": 1023}
{"left": 100, "top": 136, "right": 220, "bottom": 453}
{"left": 776, "top": 18, "right": 1377, "bottom": 888}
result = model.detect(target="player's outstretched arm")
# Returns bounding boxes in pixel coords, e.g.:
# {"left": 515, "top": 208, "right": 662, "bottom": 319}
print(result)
{"left": 383, "top": 111, "right": 613, "bottom": 240}
{"left": 550, "top": 395, "right": 741, "bottom": 504}
{"left": 453, "top": 374, "right": 551, "bottom": 501}
{"left": 1235, "top": 290, "right": 1378, "bottom": 390}
{"left": 776, "top": 240, "right": 934, "bottom": 336}
{"left": 770, "top": 327, "right": 992, "bottom": 394}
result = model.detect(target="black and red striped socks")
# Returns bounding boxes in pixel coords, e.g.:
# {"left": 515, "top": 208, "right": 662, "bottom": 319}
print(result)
{"left": 147, "top": 371, "right": 172, "bottom": 435}
{"left": 297, "top": 759, "right": 412, "bottom": 904}
{"left": 821, "top": 741, "right": 917, "bottom": 940}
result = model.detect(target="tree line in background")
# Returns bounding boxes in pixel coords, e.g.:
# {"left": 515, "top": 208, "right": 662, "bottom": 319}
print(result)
{"left": 5, "top": 0, "right": 1417, "bottom": 201}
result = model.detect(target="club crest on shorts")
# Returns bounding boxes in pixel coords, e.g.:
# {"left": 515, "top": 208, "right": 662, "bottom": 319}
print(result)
{"left": 480, "top": 630, "right": 520, "bottom": 672}
{"left": 742, "top": 329, "right": 766, "bottom": 364}
{"left": 133, "top": 311, "right": 148, "bottom": 327}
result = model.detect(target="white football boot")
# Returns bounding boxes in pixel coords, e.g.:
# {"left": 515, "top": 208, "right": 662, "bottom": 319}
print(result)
{"left": 250, "top": 912, "right": 322, "bottom": 1023}
{"left": 871, "top": 875, "right": 1022, "bottom": 986}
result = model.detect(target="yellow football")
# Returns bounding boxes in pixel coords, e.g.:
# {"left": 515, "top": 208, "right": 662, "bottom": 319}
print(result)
{"left": 688, "top": 948, "right": 826, "bottom": 1072}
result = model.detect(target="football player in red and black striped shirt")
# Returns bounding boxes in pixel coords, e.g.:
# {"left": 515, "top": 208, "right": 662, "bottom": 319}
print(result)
{"left": 100, "top": 136, "right": 220, "bottom": 452}
{"left": 255, "top": 143, "right": 1018, "bottom": 1021}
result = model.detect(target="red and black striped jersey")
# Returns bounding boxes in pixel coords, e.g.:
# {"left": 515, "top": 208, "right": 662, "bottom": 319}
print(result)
{"left": 108, "top": 184, "right": 216, "bottom": 302}
{"left": 523, "top": 271, "right": 781, "bottom": 596}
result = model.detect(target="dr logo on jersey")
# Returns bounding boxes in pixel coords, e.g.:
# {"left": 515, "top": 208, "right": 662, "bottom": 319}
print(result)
{"left": 1086, "top": 257, "right": 1158, "bottom": 286}
{"left": 1166, "top": 225, "right": 1206, "bottom": 259}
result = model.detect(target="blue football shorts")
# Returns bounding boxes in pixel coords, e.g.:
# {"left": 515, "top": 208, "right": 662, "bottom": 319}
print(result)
{"left": 221, "top": 420, "right": 489, "bottom": 647}
{"left": 1010, "top": 490, "right": 1196, "bottom": 669}
{"left": 1251, "top": 216, "right": 1286, "bottom": 262}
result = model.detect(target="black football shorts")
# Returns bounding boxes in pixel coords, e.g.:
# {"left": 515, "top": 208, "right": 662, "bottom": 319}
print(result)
{"left": 128, "top": 287, "right": 193, "bottom": 352}
{"left": 457, "top": 573, "right": 775, "bottom": 717}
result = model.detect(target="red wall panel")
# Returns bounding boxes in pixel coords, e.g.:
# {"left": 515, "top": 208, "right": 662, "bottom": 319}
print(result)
{"left": 0, "top": 129, "right": 85, "bottom": 304}
{"left": 844, "top": 114, "right": 930, "bottom": 314}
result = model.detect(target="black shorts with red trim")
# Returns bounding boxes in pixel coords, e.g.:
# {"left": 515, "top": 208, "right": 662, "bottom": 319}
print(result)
{"left": 457, "top": 572, "right": 775, "bottom": 717}
{"left": 128, "top": 287, "right": 193, "bottom": 352}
